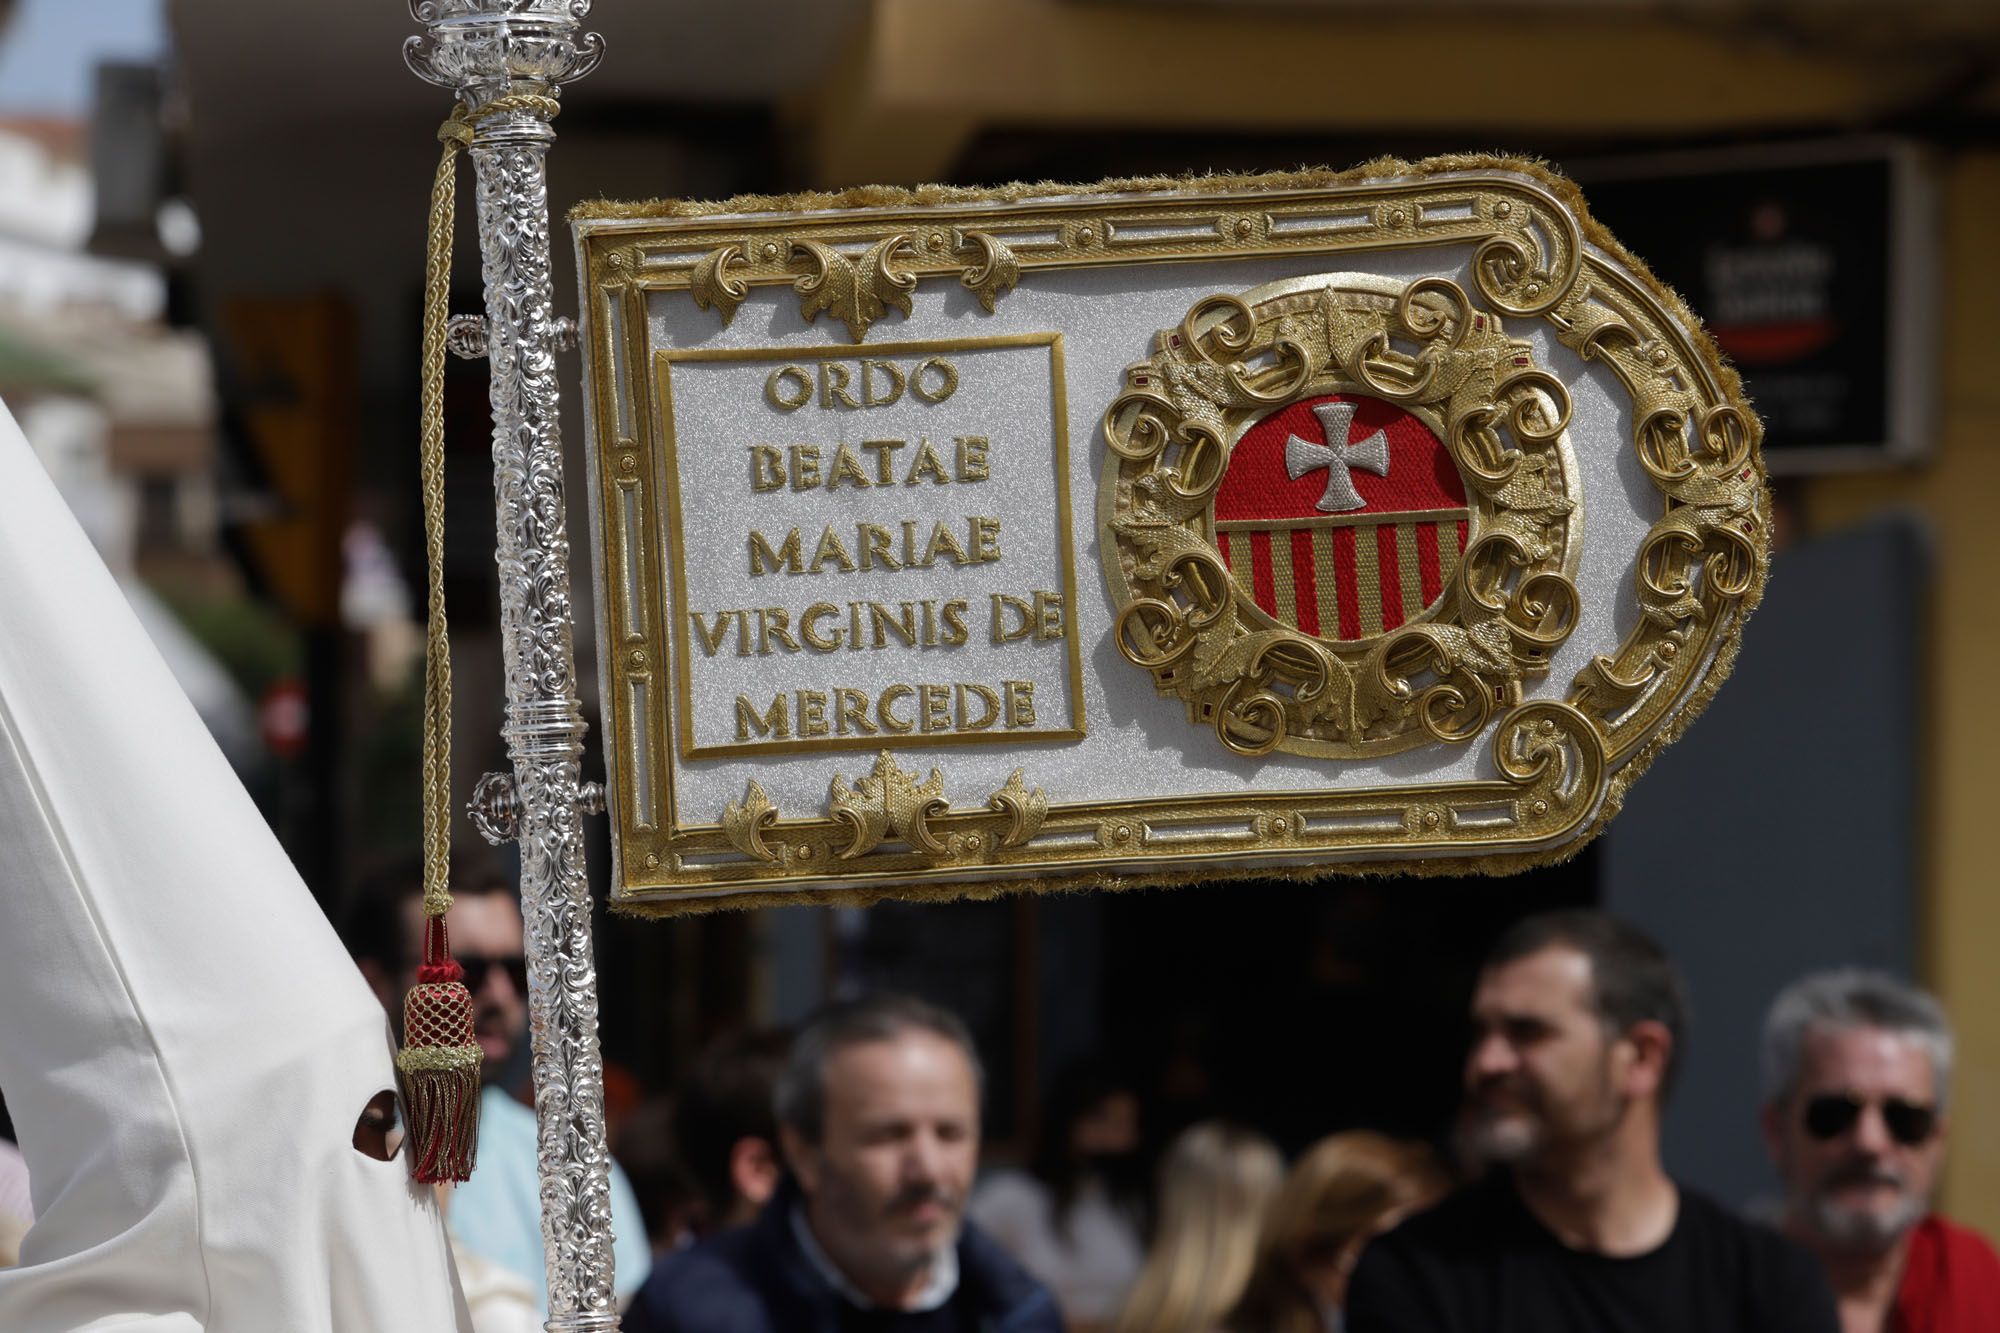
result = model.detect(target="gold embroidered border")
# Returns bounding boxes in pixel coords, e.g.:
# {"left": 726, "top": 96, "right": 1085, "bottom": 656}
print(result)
{"left": 632, "top": 702, "right": 1605, "bottom": 913}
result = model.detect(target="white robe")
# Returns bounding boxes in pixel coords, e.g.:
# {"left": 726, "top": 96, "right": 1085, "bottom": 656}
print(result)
{"left": 0, "top": 401, "right": 474, "bottom": 1331}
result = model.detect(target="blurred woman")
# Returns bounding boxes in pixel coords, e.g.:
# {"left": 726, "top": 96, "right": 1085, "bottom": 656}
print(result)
{"left": 1111, "top": 1122, "right": 1284, "bottom": 1333}
{"left": 971, "top": 1066, "right": 1148, "bottom": 1330}
{"left": 1224, "top": 1132, "right": 1448, "bottom": 1333}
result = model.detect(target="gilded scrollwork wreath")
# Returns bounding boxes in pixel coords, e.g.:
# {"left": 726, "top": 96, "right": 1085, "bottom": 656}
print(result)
{"left": 1102, "top": 275, "right": 1586, "bottom": 759}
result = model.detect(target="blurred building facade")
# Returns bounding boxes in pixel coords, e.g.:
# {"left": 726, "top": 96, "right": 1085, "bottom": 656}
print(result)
{"left": 0, "top": 62, "right": 260, "bottom": 765}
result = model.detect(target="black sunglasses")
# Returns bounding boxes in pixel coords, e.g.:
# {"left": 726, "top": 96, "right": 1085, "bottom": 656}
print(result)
{"left": 456, "top": 953, "right": 528, "bottom": 993}
{"left": 1802, "top": 1094, "right": 1938, "bottom": 1146}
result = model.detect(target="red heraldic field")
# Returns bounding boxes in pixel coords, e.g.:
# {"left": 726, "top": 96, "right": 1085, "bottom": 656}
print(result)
{"left": 1213, "top": 393, "right": 1469, "bottom": 642}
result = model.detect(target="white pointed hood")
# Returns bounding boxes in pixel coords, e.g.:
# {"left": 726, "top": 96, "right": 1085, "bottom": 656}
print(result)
{"left": 0, "top": 400, "right": 473, "bottom": 1331}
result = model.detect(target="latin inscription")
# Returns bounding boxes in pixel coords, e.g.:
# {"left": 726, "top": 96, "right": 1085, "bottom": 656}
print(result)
{"left": 665, "top": 342, "right": 1079, "bottom": 756}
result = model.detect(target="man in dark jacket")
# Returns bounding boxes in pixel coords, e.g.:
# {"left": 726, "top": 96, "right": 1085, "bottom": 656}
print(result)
{"left": 626, "top": 993, "right": 1064, "bottom": 1333}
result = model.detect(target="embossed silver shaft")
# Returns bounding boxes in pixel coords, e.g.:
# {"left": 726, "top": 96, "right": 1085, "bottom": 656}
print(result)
{"left": 404, "top": 3, "right": 615, "bottom": 1328}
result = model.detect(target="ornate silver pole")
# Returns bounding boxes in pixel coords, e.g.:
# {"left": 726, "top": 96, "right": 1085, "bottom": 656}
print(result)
{"left": 404, "top": 5, "right": 616, "bottom": 1329}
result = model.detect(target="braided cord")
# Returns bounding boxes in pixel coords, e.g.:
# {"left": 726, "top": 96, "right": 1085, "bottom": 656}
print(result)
{"left": 417, "top": 108, "right": 466, "bottom": 922}
{"left": 416, "top": 94, "right": 562, "bottom": 924}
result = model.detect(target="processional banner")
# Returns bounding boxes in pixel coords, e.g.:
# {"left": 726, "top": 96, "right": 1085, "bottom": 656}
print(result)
{"left": 570, "top": 157, "right": 1768, "bottom": 913}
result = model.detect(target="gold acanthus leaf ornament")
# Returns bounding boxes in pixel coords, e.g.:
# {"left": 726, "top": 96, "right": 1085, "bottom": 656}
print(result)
{"left": 829, "top": 752, "right": 949, "bottom": 859}
{"left": 689, "top": 243, "right": 749, "bottom": 325}
{"left": 718, "top": 766, "right": 1054, "bottom": 865}
{"left": 792, "top": 235, "right": 917, "bottom": 342}
{"left": 677, "top": 229, "right": 1026, "bottom": 338}
{"left": 721, "top": 779, "right": 780, "bottom": 863}
{"left": 986, "top": 769, "right": 1047, "bottom": 848}
{"left": 956, "top": 230, "right": 1020, "bottom": 313}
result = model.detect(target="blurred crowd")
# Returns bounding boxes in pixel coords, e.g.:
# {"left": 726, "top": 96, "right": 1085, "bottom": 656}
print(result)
{"left": 0, "top": 862, "right": 1988, "bottom": 1332}
{"left": 146, "top": 859, "right": 1982, "bottom": 1333}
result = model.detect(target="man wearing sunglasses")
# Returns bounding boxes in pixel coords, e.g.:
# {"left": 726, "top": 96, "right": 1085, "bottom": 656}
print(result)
{"left": 345, "top": 859, "right": 652, "bottom": 1315}
{"left": 1761, "top": 970, "right": 2000, "bottom": 1332}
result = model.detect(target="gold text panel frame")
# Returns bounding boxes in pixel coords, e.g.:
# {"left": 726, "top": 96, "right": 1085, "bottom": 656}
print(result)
{"left": 654, "top": 333, "right": 1088, "bottom": 762}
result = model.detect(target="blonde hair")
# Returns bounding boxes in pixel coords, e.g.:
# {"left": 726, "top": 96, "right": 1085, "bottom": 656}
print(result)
{"left": 1224, "top": 1132, "right": 1449, "bottom": 1333}
{"left": 1112, "top": 1122, "right": 1284, "bottom": 1333}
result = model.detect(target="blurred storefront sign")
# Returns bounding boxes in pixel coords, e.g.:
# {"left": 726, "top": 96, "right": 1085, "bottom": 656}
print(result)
{"left": 572, "top": 158, "right": 1771, "bottom": 913}
{"left": 217, "top": 295, "right": 354, "bottom": 628}
{"left": 1574, "top": 139, "right": 1937, "bottom": 473}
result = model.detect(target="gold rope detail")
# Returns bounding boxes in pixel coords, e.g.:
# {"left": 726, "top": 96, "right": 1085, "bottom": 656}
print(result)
{"left": 396, "top": 1041, "right": 486, "bottom": 1073}
{"left": 416, "top": 94, "right": 562, "bottom": 921}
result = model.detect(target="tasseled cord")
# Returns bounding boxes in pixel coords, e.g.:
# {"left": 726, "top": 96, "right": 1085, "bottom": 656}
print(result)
{"left": 394, "top": 101, "right": 484, "bottom": 1184}
{"left": 393, "top": 102, "right": 480, "bottom": 1184}
{"left": 395, "top": 91, "right": 562, "bottom": 1186}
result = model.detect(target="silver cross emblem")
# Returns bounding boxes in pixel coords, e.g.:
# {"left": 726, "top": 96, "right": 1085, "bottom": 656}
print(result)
{"left": 1285, "top": 401, "right": 1391, "bottom": 513}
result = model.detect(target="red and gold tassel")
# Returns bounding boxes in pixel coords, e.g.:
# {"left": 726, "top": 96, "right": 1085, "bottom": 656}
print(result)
{"left": 397, "top": 918, "right": 482, "bottom": 1183}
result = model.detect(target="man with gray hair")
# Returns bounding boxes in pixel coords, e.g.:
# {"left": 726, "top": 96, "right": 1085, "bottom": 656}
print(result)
{"left": 1761, "top": 969, "right": 2000, "bottom": 1332}
{"left": 625, "top": 993, "right": 1063, "bottom": 1333}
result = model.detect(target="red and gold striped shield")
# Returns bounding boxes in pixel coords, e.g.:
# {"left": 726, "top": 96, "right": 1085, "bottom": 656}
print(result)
{"left": 1213, "top": 393, "right": 1469, "bottom": 642}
